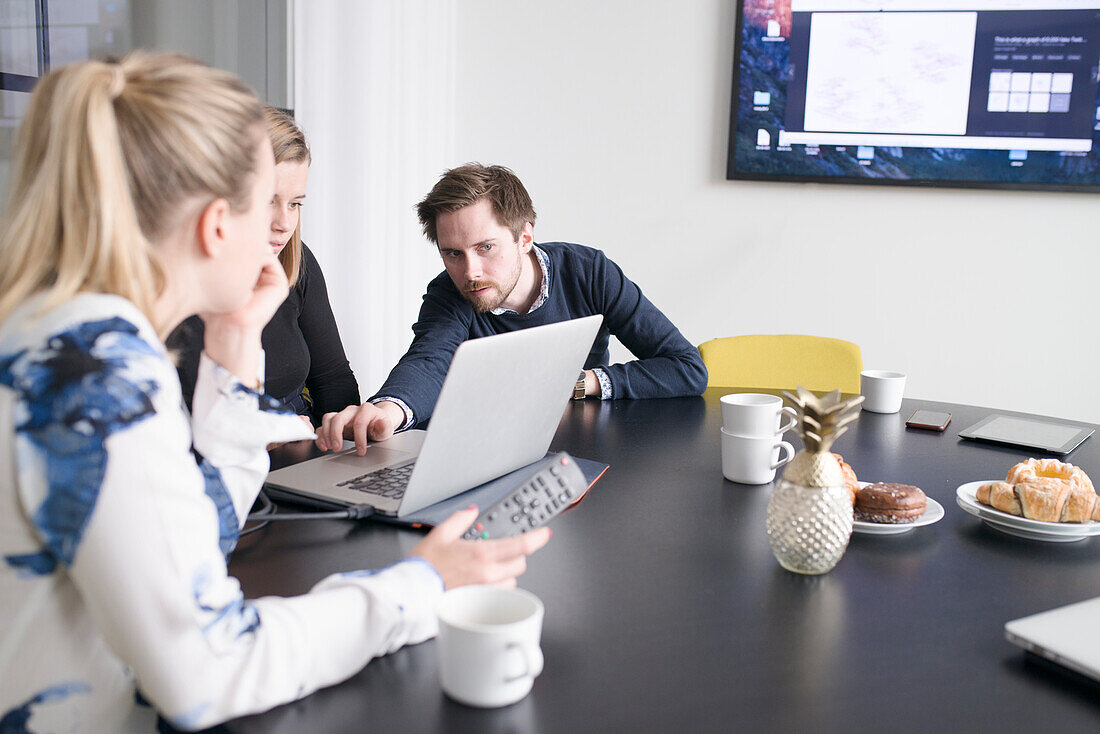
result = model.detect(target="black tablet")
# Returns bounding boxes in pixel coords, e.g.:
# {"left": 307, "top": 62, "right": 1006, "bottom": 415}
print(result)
{"left": 958, "top": 414, "right": 1094, "bottom": 455}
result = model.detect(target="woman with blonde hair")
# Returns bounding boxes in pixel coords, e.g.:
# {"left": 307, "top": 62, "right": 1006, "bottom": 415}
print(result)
{"left": 0, "top": 53, "right": 549, "bottom": 732}
{"left": 169, "top": 106, "right": 360, "bottom": 422}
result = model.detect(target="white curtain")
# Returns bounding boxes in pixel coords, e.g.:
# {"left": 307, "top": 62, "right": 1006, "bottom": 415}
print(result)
{"left": 292, "top": 0, "right": 456, "bottom": 400}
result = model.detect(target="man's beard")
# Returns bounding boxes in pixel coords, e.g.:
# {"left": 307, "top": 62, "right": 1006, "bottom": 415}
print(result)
{"left": 462, "top": 256, "right": 523, "bottom": 313}
{"left": 463, "top": 281, "right": 506, "bottom": 313}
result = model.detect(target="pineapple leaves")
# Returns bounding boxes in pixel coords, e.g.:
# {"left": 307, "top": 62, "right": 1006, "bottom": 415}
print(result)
{"left": 781, "top": 386, "right": 865, "bottom": 454}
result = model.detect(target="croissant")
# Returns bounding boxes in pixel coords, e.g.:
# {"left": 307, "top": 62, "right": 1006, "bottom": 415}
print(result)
{"left": 1007, "top": 458, "right": 1094, "bottom": 495}
{"left": 977, "top": 477, "right": 1100, "bottom": 523}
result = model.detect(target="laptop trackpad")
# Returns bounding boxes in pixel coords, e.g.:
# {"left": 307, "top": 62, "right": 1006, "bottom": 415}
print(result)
{"left": 328, "top": 447, "right": 414, "bottom": 469}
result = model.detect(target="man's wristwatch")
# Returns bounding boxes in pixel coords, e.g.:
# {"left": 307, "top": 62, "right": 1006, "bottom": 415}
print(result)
{"left": 573, "top": 371, "right": 587, "bottom": 400}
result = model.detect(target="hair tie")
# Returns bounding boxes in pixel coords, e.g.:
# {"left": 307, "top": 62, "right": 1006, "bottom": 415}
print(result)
{"left": 107, "top": 65, "right": 125, "bottom": 100}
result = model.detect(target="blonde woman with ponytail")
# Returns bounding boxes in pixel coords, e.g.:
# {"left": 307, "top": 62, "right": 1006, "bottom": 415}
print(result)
{"left": 0, "top": 53, "right": 549, "bottom": 733}
{"left": 169, "top": 107, "right": 360, "bottom": 423}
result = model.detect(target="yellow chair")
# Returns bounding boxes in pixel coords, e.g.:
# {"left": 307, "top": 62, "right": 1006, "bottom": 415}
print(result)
{"left": 697, "top": 335, "right": 863, "bottom": 394}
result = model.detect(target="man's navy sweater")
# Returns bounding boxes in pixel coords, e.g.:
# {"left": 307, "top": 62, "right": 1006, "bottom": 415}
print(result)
{"left": 371, "top": 242, "right": 707, "bottom": 427}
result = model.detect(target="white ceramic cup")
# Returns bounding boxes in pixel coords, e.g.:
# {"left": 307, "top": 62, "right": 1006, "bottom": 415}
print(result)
{"left": 720, "top": 393, "right": 796, "bottom": 436}
{"left": 720, "top": 428, "right": 795, "bottom": 485}
{"left": 860, "top": 370, "right": 906, "bottom": 414}
{"left": 436, "top": 585, "right": 544, "bottom": 708}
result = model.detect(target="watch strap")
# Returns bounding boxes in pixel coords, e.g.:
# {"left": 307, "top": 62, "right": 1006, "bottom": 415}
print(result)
{"left": 573, "top": 371, "right": 586, "bottom": 400}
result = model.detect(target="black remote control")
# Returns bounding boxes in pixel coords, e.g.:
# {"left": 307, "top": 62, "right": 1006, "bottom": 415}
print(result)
{"left": 462, "top": 452, "right": 587, "bottom": 539}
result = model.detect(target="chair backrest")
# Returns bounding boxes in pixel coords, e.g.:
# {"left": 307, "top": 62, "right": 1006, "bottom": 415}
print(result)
{"left": 697, "top": 334, "right": 863, "bottom": 394}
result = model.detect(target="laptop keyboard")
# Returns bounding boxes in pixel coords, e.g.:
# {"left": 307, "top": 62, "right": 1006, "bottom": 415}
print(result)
{"left": 338, "top": 461, "right": 415, "bottom": 499}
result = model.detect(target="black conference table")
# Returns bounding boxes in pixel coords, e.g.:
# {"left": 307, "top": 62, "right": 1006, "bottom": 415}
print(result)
{"left": 226, "top": 390, "right": 1100, "bottom": 733}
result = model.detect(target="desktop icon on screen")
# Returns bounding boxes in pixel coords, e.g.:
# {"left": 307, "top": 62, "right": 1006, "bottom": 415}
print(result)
{"left": 757, "top": 128, "right": 771, "bottom": 147}
{"left": 767, "top": 20, "right": 780, "bottom": 37}
{"left": 753, "top": 90, "right": 771, "bottom": 106}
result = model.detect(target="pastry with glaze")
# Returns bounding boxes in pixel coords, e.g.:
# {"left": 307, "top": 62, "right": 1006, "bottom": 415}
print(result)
{"left": 854, "top": 482, "right": 927, "bottom": 524}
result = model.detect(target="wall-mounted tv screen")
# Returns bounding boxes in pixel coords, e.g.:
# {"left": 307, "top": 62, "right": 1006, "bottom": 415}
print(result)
{"left": 727, "top": 1, "right": 1100, "bottom": 192}
{"left": 0, "top": 0, "right": 48, "bottom": 93}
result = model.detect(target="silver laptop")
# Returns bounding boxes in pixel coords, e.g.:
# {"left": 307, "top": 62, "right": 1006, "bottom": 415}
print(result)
{"left": 265, "top": 315, "right": 602, "bottom": 517}
{"left": 1005, "top": 596, "right": 1100, "bottom": 682}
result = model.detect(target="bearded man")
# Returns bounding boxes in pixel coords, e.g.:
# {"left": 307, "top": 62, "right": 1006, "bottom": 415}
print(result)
{"left": 317, "top": 163, "right": 707, "bottom": 453}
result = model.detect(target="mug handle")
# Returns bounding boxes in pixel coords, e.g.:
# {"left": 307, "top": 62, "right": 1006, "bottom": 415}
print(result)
{"left": 777, "top": 406, "right": 797, "bottom": 435}
{"left": 504, "top": 641, "right": 544, "bottom": 683}
{"left": 771, "top": 440, "right": 795, "bottom": 470}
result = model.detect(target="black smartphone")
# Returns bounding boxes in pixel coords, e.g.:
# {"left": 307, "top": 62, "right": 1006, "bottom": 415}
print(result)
{"left": 906, "top": 410, "right": 952, "bottom": 431}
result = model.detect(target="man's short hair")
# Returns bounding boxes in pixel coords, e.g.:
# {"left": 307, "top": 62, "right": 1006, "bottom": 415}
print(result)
{"left": 417, "top": 163, "right": 537, "bottom": 244}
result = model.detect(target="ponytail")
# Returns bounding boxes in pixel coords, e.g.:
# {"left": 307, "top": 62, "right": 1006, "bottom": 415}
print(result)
{"left": 0, "top": 52, "right": 264, "bottom": 335}
{"left": 0, "top": 61, "right": 160, "bottom": 325}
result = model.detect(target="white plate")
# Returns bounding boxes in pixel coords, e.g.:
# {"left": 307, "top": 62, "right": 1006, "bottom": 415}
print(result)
{"left": 955, "top": 480, "right": 1100, "bottom": 543}
{"left": 852, "top": 484, "right": 945, "bottom": 535}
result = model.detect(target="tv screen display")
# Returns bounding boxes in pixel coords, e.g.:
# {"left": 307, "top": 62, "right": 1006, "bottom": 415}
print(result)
{"left": 0, "top": 0, "right": 46, "bottom": 93}
{"left": 727, "top": 1, "right": 1100, "bottom": 191}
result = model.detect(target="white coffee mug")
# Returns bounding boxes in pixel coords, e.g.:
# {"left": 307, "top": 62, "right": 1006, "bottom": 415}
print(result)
{"left": 720, "top": 393, "right": 796, "bottom": 436}
{"left": 436, "top": 585, "right": 544, "bottom": 708}
{"left": 860, "top": 370, "right": 906, "bottom": 414}
{"left": 720, "top": 428, "right": 795, "bottom": 485}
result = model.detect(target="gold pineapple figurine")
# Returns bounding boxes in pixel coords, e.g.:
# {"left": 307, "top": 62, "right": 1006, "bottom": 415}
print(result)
{"left": 765, "top": 387, "right": 864, "bottom": 575}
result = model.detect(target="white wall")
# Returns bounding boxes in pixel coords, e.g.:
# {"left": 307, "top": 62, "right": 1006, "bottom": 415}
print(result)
{"left": 444, "top": 0, "right": 1099, "bottom": 423}
{"left": 294, "top": 1, "right": 455, "bottom": 400}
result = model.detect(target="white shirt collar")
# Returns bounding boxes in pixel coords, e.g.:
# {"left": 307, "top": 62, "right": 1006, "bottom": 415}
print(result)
{"left": 490, "top": 245, "right": 550, "bottom": 316}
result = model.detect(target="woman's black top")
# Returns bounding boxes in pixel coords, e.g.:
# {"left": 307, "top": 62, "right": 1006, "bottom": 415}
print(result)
{"left": 168, "top": 244, "right": 360, "bottom": 423}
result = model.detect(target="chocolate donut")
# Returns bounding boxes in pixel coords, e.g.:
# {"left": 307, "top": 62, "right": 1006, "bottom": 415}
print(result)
{"left": 854, "top": 482, "right": 927, "bottom": 524}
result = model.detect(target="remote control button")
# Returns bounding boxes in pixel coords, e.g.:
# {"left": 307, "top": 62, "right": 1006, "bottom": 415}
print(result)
{"left": 460, "top": 454, "right": 579, "bottom": 540}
